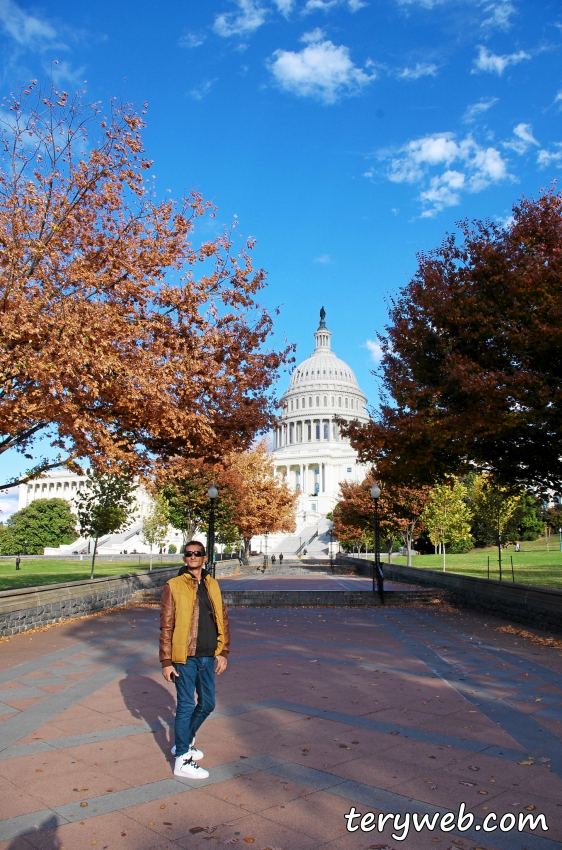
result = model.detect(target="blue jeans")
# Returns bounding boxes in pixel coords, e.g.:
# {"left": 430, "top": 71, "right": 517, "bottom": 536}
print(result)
{"left": 174, "top": 656, "right": 216, "bottom": 758}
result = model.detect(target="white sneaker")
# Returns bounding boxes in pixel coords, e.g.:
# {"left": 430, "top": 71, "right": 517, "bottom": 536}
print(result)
{"left": 170, "top": 743, "right": 204, "bottom": 760}
{"left": 174, "top": 755, "right": 209, "bottom": 779}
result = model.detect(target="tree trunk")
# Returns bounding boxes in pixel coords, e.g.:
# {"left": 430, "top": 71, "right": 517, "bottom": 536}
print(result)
{"left": 442, "top": 540, "right": 446, "bottom": 572}
{"left": 406, "top": 527, "right": 413, "bottom": 567}
{"left": 90, "top": 537, "right": 99, "bottom": 580}
{"left": 149, "top": 544, "right": 153, "bottom": 571}
{"left": 242, "top": 537, "right": 251, "bottom": 565}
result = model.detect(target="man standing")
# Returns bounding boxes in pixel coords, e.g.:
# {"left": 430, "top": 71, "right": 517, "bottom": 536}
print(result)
{"left": 160, "top": 541, "right": 230, "bottom": 778}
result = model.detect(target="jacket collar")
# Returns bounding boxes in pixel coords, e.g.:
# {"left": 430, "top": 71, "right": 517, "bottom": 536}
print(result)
{"left": 178, "top": 566, "right": 210, "bottom": 583}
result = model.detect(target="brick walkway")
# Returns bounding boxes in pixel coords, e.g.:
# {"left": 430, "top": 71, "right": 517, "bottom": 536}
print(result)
{"left": 0, "top": 603, "right": 561, "bottom": 849}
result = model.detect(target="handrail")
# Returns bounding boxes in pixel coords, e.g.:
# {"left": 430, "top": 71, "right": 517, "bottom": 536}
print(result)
{"left": 295, "top": 529, "right": 318, "bottom": 555}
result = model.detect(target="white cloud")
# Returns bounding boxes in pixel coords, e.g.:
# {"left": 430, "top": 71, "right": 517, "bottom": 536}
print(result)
{"left": 537, "top": 143, "right": 562, "bottom": 168}
{"left": 0, "top": 0, "right": 56, "bottom": 47}
{"left": 190, "top": 79, "right": 217, "bottom": 100}
{"left": 481, "top": 0, "right": 516, "bottom": 30}
{"left": 269, "top": 34, "right": 375, "bottom": 103}
{"left": 504, "top": 122, "right": 539, "bottom": 154}
{"left": 365, "top": 339, "right": 383, "bottom": 362}
{"left": 178, "top": 31, "right": 206, "bottom": 48}
{"left": 398, "top": 62, "right": 437, "bottom": 79}
{"left": 463, "top": 97, "right": 498, "bottom": 123}
{"left": 555, "top": 90, "right": 562, "bottom": 109}
{"left": 473, "top": 45, "right": 530, "bottom": 75}
{"left": 314, "top": 253, "right": 332, "bottom": 263}
{"left": 214, "top": 0, "right": 268, "bottom": 37}
{"left": 381, "top": 131, "right": 510, "bottom": 216}
{"left": 303, "top": 0, "right": 367, "bottom": 12}
{"left": 273, "top": 0, "right": 295, "bottom": 15}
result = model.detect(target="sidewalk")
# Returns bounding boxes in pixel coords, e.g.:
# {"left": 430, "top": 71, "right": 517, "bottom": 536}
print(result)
{"left": 0, "top": 603, "right": 561, "bottom": 849}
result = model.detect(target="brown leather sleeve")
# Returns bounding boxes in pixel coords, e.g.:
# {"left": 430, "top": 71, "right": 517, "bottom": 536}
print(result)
{"left": 219, "top": 602, "right": 230, "bottom": 657}
{"left": 159, "top": 584, "right": 175, "bottom": 667}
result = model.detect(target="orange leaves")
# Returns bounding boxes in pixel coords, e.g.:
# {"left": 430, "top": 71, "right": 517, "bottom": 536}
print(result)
{"left": 0, "top": 81, "right": 292, "bottom": 488}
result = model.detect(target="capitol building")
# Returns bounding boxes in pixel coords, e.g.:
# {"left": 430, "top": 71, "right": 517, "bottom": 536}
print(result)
{"left": 267, "top": 309, "right": 370, "bottom": 554}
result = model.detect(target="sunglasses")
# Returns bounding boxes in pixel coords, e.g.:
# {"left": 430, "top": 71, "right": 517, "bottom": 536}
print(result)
{"left": 184, "top": 550, "right": 205, "bottom": 558}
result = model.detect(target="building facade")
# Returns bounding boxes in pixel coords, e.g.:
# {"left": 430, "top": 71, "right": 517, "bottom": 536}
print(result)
{"left": 272, "top": 309, "right": 370, "bottom": 529}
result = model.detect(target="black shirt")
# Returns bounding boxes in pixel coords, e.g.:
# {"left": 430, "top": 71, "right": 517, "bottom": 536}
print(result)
{"left": 177, "top": 566, "right": 218, "bottom": 657}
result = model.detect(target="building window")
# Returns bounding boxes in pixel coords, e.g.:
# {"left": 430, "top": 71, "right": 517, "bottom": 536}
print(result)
{"left": 338, "top": 397, "right": 341, "bottom": 407}
{"left": 296, "top": 398, "right": 299, "bottom": 410}
{"left": 290, "top": 399, "right": 293, "bottom": 411}
{"left": 331, "top": 396, "right": 334, "bottom": 405}
{"left": 345, "top": 397, "right": 348, "bottom": 408}
{"left": 307, "top": 423, "right": 312, "bottom": 440}
{"left": 311, "top": 503, "right": 317, "bottom": 511}
{"left": 347, "top": 467, "right": 352, "bottom": 473}
{"left": 323, "top": 396, "right": 327, "bottom": 406}
{"left": 289, "top": 424, "right": 294, "bottom": 444}
{"left": 309, "top": 397, "right": 312, "bottom": 407}
{"left": 323, "top": 423, "right": 328, "bottom": 439}
{"left": 315, "top": 424, "right": 320, "bottom": 440}
{"left": 302, "top": 397, "right": 305, "bottom": 408}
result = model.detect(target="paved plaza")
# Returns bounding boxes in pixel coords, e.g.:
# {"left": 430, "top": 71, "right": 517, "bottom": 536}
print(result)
{"left": 0, "top": 598, "right": 561, "bottom": 850}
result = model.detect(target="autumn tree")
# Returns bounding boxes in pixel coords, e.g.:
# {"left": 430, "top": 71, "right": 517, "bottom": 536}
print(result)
{"left": 332, "top": 471, "right": 431, "bottom": 564}
{"left": 75, "top": 469, "right": 135, "bottom": 579}
{"left": 221, "top": 442, "right": 297, "bottom": 563}
{"left": 346, "top": 190, "right": 562, "bottom": 493}
{"left": 0, "top": 81, "right": 291, "bottom": 490}
{"left": 141, "top": 491, "right": 170, "bottom": 570}
{"left": 470, "top": 474, "right": 520, "bottom": 580}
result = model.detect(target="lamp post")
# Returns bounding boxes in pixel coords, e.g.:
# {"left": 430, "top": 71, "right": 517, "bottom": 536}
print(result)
{"left": 559, "top": 527, "right": 562, "bottom": 552}
{"left": 370, "top": 481, "right": 384, "bottom": 604}
{"left": 328, "top": 526, "right": 334, "bottom": 571}
{"left": 206, "top": 483, "right": 218, "bottom": 579}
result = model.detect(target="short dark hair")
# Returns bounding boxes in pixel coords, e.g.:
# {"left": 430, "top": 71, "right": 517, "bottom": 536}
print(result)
{"left": 184, "top": 542, "right": 206, "bottom": 556}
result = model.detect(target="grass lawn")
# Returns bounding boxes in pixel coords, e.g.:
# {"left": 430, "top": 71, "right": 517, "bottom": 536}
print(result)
{"left": 393, "top": 543, "right": 562, "bottom": 589}
{"left": 0, "top": 555, "right": 184, "bottom": 592}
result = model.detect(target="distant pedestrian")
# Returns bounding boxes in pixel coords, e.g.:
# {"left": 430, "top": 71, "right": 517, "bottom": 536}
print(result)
{"left": 303, "top": 548, "right": 307, "bottom": 556}
{"left": 271, "top": 554, "right": 276, "bottom": 564}
{"left": 515, "top": 542, "right": 520, "bottom": 552}
{"left": 15, "top": 555, "right": 21, "bottom": 571}
{"left": 279, "top": 552, "right": 283, "bottom": 564}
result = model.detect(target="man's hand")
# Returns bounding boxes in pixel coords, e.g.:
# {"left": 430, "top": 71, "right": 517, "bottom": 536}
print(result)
{"left": 215, "top": 656, "right": 228, "bottom": 675}
{"left": 162, "top": 665, "right": 178, "bottom": 683}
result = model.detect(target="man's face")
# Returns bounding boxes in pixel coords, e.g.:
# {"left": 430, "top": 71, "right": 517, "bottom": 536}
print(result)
{"left": 183, "top": 546, "right": 206, "bottom": 570}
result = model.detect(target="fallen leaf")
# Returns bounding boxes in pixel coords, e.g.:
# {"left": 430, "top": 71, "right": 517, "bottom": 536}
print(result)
{"left": 93, "top": 762, "right": 100, "bottom": 766}
{"left": 518, "top": 760, "right": 535, "bottom": 766}
{"left": 427, "top": 755, "right": 436, "bottom": 759}
{"left": 478, "top": 790, "right": 488, "bottom": 795}
{"left": 80, "top": 802, "right": 88, "bottom": 808}
{"left": 390, "top": 731, "right": 399, "bottom": 735}
{"left": 163, "top": 822, "right": 173, "bottom": 825}
{"left": 526, "top": 805, "right": 536, "bottom": 811}
{"left": 148, "top": 821, "right": 154, "bottom": 826}
{"left": 243, "top": 840, "right": 255, "bottom": 844}
{"left": 189, "top": 827, "right": 205, "bottom": 834}
{"left": 160, "top": 804, "right": 166, "bottom": 809}
{"left": 120, "top": 833, "right": 126, "bottom": 837}
{"left": 35, "top": 769, "right": 43, "bottom": 773}
{"left": 351, "top": 740, "right": 360, "bottom": 744}
{"left": 239, "top": 755, "right": 248, "bottom": 759}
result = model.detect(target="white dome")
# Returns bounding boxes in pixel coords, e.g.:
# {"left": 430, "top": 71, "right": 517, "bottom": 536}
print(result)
{"left": 289, "top": 352, "right": 358, "bottom": 390}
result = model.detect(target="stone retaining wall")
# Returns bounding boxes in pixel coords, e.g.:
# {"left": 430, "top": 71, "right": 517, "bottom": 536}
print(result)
{"left": 337, "top": 555, "right": 562, "bottom": 634}
{"left": 0, "top": 558, "right": 246, "bottom": 636}
{"left": 220, "top": 589, "right": 433, "bottom": 607}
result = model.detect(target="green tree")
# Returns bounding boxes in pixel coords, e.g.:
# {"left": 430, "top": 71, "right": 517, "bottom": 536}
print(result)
{"left": 75, "top": 470, "right": 135, "bottom": 579}
{"left": 471, "top": 475, "right": 520, "bottom": 580}
{"left": 422, "top": 479, "right": 473, "bottom": 571}
{"left": 141, "top": 492, "right": 170, "bottom": 570}
{"left": 0, "top": 498, "right": 76, "bottom": 555}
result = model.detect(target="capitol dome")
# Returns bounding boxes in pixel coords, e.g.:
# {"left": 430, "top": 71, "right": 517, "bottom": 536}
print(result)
{"left": 272, "top": 308, "right": 369, "bottom": 528}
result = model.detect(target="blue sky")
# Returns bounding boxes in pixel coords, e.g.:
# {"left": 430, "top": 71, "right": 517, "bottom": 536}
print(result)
{"left": 0, "top": 0, "right": 561, "bottom": 515}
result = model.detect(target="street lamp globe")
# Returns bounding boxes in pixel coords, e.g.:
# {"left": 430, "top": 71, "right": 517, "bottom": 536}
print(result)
{"left": 370, "top": 482, "right": 381, "bottom": 500}
{"left": 207, "top": 484, "right": 219, "bottom": 500}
